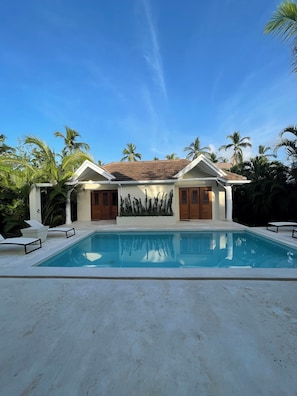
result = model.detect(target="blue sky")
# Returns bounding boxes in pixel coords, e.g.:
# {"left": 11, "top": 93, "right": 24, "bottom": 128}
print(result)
{"left": 1, "top": 0, "right": 296, "bottom": 164}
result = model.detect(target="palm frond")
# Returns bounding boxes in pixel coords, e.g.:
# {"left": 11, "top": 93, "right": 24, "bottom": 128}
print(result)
{"left": 265, "top": 1, "right": 297, "bottom": 42}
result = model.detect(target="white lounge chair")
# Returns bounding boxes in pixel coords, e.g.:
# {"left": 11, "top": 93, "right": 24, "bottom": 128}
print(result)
{"left": 266, "top": 221, "right": 297, "bottom": 233}
{"left": 21, "top": 223, "right": 49, "bottom": 242}
{"left": 24, "top": 220, "right": 76, "bottom": 238}
{"left": 0, "top": 234, "right": 42, "bottom": 254}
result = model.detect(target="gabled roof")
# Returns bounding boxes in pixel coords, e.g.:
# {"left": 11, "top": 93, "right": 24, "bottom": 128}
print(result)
{"left": 174, "top": 155, "right": 226, "bottom": 178}
{"left": 73, "top": 157, "right": 248, "bottom": 184}
{"left": 103, "top": 159, "right": 189, "bottom": 181}
{"left": 74, "top": 160, "right": 115, "bottom": 182}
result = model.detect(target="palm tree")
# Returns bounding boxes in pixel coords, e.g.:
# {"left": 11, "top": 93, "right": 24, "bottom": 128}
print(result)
{"left": 54, "top": 126, "right": 90, "bottom": 155}
{"left": 232, "top": 158, "right": 289, "bottom": 225}
{"left": 24, "top": 136, "right": 58, "bottom": 183}
{"left": 25, "top": 136, "right": 92, "bottom": 184}
{"left": 274, "top": 125, "right": 297, "bottom": 161}
{"left": 207, "top": 152, "right": 225, "bottom": 163}
{"left": 265, "top": 1, "right": 297, "bottom": 71}
{"left": 24, "top": 136, "right": 92, "bottom": 225}
{"left": 0, "top": 134, "right": 93, "bottom": 233}
{"left": 219, "top": 131, "right": 252, "bottom": 165}
{"left": 258, "top": 145, "right": 276, "bottom": 159}
{"left": 121, "top": 143, "right": 142, "bottom": 162}
{"left": 165, "top": 153, "right": 179, "bottom": 160}
{"left": 0, "top": 134, "right": 15, "bottom": 155}
{"left": 183, "top": 137, "right": 210, "bottom": 160}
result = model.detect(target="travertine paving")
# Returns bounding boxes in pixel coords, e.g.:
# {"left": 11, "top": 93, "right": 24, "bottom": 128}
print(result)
{"left": 0, "top": 221, "right": 297, "bottom": 395}
{"left": 0, "top": 278, "right": 296, "bottom": 396}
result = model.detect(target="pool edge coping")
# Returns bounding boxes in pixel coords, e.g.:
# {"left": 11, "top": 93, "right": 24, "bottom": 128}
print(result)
{"left": 1, "top": 223, "right": 297, "bottom": 280}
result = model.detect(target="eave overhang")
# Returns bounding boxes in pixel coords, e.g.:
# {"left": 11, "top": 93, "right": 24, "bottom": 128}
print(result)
{"left": 72, "top": 160, "right": 115, "bottom": 182}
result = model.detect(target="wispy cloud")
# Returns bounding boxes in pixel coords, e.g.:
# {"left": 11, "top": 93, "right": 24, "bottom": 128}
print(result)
{"left": 139, "top": 0, "right": 167, "bottom": 100}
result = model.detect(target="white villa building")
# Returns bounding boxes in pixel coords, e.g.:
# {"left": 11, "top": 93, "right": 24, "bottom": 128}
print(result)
{"left": 29, "top": 155, "right": 249, "bottom": 226}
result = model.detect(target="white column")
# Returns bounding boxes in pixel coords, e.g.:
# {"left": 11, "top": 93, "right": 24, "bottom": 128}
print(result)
{"left": 29, "top": 185, "right": 42, "bottom": 222}
{"left": 65, "top": 188, "right": 73, "bottom": 225}
{"left": 225, "top": 185, "right": 233, "bottom": 221}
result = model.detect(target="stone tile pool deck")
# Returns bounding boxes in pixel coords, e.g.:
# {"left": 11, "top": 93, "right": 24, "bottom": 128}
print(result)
{"left": 1, "top": 221, "right": 297, "bottom": 395}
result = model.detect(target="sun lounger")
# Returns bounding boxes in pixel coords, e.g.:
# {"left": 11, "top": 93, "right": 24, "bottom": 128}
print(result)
{"left": 266, "top": 222, "right": 297, "bottom": 233}
{"left": 47, "top": 227, "right": 75, "bottom": 238}
{"left": 292, "top": 229, "right": 297, "bottom": 239}
{"left": 21, "top": 224, "right": 49, "bottom": 242}
{"left": 25, "top": 220, "right": 75, "bottom": 238}
{"left": 0, "top": 234, "right": 42, "bottom": 254}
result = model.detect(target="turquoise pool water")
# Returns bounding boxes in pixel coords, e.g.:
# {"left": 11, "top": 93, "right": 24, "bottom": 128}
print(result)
{"left": 38, "top": 231, "right": 297, "bottom": 268}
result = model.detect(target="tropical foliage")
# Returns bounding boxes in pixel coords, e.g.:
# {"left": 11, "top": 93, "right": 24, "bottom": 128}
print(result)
{"left": 0, "top": 128, "right": 92, "bottom": 235}
{"left": 54, "top": 126, "right": 90, "bottom": 155}
{"left": 274, "top": 125, "right": 297, "bottom": 161}
{"left": 0, "top": 134, "right": 15, "bottom": 155}
{"left": 219, "top": 131, "right": 252, "bottom": 166}
{"left": 207, "top": 152, "right": 225, "bottom": 163}
{"left": 121, "top": 143, "right": 142, "bottom": 161}
{"left": 120, "top": 190, "right": 174, "bottom": 216}
{"left": 232, "top": 156, "right": 293, "bottom": 226}
{"left": 184, "top": 137, "right": 210, "bottom": 160}
{"left": 0, "top": 185, "right": 29, "bottom": 236}
{"left": 165, "top": 153, "right": 179, "bottom": 160}
{"left": 265, "top": 0, "right": 297, "bottom": 72}
{"left": 2, "top": 111, "right": 297, "bottom": 231}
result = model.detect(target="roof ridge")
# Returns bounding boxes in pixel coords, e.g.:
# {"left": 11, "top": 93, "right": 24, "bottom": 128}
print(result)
{"left": 104, "top": 159, "right": 189, "bottom": 166}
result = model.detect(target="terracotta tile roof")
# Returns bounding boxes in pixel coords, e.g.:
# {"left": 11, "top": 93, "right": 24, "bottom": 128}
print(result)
{"left": 103, "top": 159, "right": 247, "bottom": 182}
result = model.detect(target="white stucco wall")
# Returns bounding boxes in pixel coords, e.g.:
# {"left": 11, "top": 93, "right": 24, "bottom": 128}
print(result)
{"left": 210, "top": 183, "right": 227, "bottom": 221}
{"left": 218, "top": 190, "right": 226, "bottom": 220}
{"left": 77, "top": 189, "right": 91, "bottom": 221}
{"left": 118, "top": 182, "right": 226, "bottom": 222}
{"left": 77, "top": 180, "right": 228, "bottom": 222}
{"left": 117, "top": 216, "right": 176, "bottom": 226}
{"left": 29, "top": 186, "right": 40, "bottom": 221}
{"left": 28, "top": 185, "right": 44, "bottom": 222}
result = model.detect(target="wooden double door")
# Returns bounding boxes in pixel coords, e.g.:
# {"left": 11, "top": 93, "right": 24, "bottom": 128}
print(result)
{"left": 91, "top": 190, "right": 118, "bottom": 220}
{"left": 179, "top": 187, "right": 212, "bottom": 220}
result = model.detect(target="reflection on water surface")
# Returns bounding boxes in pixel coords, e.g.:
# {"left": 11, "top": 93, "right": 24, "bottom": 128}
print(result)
{"left": 39, "top": 231, "right": 297, "bottom": 268}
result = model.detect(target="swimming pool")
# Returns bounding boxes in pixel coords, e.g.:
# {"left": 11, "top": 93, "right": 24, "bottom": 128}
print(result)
{"left": 38, "top": 231, "right": 297, "bottom": 268}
